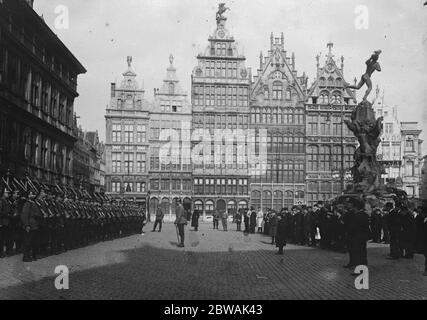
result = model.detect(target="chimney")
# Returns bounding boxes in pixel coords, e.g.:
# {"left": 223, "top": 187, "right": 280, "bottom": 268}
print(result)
{"left": 111, "top": 83, "right": 116, "bottom": 98}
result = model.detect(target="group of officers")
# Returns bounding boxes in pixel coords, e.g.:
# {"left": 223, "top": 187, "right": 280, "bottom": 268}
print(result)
{"left": 251, "top": 196, "right": 427, "bottom": 275}
{"left": 0, "top": 179, "right": 146, "bottom": 262}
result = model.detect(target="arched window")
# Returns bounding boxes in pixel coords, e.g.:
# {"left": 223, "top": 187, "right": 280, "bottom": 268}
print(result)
{"left": 262, "top": 190, "right": 272, "bottom": 212}
{"left": 238, "top": 200, "right": 248, "bottom": 210}
{"left": 161, "top": 198, "right": 170, "bottom": 215}
{"left": 273, "top": 81, "right": 283, "bottom": 100}
{"left": 331, "top": 93, "right": 341, "bottom": 104}
{"left": 169, "top": 82, "right": 175, "bottom": 95}
{"left": 149, "top": 198, "right": 159, "bottom": 215}
{"left": 319, "top": 91, "right": 329, "bottom": 105}
{"left": 205, "top": 200, "right": 215, "bottom": 217}
{"left": 286, "top": 88, "right": 291, "bottom": 100}
{"left": 194, "top": 200, "right": 203, "bottom": 211}
{"left": 227, "top": 200, "right": 237, "bottom": 215}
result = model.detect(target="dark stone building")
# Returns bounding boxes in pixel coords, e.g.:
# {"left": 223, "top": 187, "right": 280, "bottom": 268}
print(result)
{"left": 0, "top": 0, "right": 86, "bottom": 185}
{"left": 250, "top": 33, "right": 308, "bottom": 212}
{"left": 191, "top": 12, "right": 251, "bottom": 219}
{"left": 305, "top": 43, "right": 357, "bottom": 206}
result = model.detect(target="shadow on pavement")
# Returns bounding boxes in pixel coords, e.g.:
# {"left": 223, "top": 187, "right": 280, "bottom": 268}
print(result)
{"left": 0, "top": 241, "right": 426, "bottom": 300}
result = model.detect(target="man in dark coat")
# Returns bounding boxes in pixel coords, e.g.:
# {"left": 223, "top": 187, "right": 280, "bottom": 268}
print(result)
{"left": 191, "top": 209, "right": 200, "bottom": 232}
{"left": 21, "top": 190, "right": 43, "bottom": 262}
{"left": 0, "top": 187, "right": 11, "bottom": 258}
{"left": 370, "top": 208, "right": 383, "bottom": 243}
{"left": 175, "top": 200, "right": 187, "bottom": 247}
{"left": 213, "top": 209, "right": 219, "bottom": 230}
{"left": 386, "top": 202, "right": 403, "bottom": 260}
{"left": 250, "top": 207, "right": 257, "bottom": 234}
{"left": 243, "top": 208, "right": 250, "bottom": 233}
{"left": 294, "top": 207, "right": 304, "bottom": 245}
{"left": 400, "top": 205, "right": 416, "bottom": 259}
{"left": 414, "top": 206, "right": 427, "bottom": 276}
{"left": 317, "top": 202, "right": 328, "bottom": 248}
{"left": 269, "top": 211, "right": 278, "bottom": 245}
{"left": 343, "top": 200, "right": 371, "bottom": 271}
{"left": 152, "top": 206, "right": 164, "bottom": 232}
{"left": 235, "top": 209, "right": 242, "bottom": 232}
{"left": 275, "top": 214, "right": 287, "bottom": 255}
{"left": 9, "top": 190, "right": 24, "bottom": 254}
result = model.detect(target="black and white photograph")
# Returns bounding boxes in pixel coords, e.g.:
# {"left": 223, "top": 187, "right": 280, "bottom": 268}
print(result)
{"left": 0, "top": 0, "right": 427, "bottom": 306}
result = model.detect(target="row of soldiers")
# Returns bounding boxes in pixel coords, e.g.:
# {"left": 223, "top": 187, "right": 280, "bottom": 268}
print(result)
{"left": 0, "top": 185, "right": 146, "bottom": 262}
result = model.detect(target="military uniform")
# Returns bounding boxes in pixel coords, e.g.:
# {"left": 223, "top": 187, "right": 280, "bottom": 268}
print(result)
{"left": 0, "top": 195, "right": 11, "bottom": 258}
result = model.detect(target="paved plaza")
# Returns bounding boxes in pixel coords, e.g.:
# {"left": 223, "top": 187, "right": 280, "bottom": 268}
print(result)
{"left": 0, "top": 222, "right": 426, "bottom": 300}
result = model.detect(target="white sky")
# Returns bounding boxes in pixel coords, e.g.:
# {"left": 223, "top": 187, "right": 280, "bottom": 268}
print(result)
{"left": 33, "top": 0, "right": 427, "bottom": 153}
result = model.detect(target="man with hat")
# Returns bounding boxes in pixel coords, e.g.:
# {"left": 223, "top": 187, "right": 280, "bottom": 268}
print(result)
{"left": 9, "top": 189, "right": 24, "bottom": 255}
{"left": 0, "top": 186, "right": 12, "bottom": 258}
{"left": 342, "top": 198, "right": 371, "bottom": 272}
{"left": 21, "top": 189, "right": 43, "bottom": 262}
{"left": 175, "top": 199, "right": 187, "bottom": 247}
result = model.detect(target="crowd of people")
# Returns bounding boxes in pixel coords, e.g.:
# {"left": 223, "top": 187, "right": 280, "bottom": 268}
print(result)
{"left": 192, "top": 198, "right": 426, "bottom": 276}
{"left": 0, "top": 185, "right": 146, "bottom": 262}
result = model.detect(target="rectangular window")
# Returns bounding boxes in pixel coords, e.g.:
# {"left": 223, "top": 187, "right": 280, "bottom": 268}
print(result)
{"left": 111, "top": 182, "right": 121, "bottom": 193}
{"left": 161, "top": 179, "right": 170, "bottom": 191}
{"left": 172, "top": 179, "right": 181, "bottom": 191}
{"left": 405, "top": 139, "right": 415, "bottom": 152}
{"left": 136, "top": 153, "right": 146, "bottom": 173}
{"left": 124, "top": 153, "right": 134, "bottom": 173}
{"left": 136, "top": 125, "right": 146, "bottom": 143}
{"left": 136, "top": 182, "right": 146, "bottom": 193}
{"left": 124, "top": 182, "right": 133, "bottom": 193}
{"left": 150, "top": 179, "right": 159, "bottom": 191}
{"left": 150, "top": 147, "right": 160, "bottom": 170}
{"left": 124, "top": 125, "right": 134, "bottom": 143}
{"left": 31, "top": 73, "right": 41, "bottom": 107}
{"left": 112, "top": 153, "right": 121, "bottom": 173}
{"left": 112, "top": 124, "right": 121, "bottom": 143}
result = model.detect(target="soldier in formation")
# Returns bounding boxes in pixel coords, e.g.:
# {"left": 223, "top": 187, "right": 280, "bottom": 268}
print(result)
{"left": 0, "top": 176, "right": 146, "bottom": 263}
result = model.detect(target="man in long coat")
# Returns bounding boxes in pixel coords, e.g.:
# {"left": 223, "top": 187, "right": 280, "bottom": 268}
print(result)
{"left": 343, "top": 200, "right": 371, "bottom": 271}
{"left": 250, "top": 207, "right": 257, "bottom": 234}
{"left": 191, "top": 209, "right": 200, "bottom": 232}
{"left": 175, "top": 200, "right": 187, "bottom": 247}
{"left": 275, "top": 213, "right": 287, "bottom": 255}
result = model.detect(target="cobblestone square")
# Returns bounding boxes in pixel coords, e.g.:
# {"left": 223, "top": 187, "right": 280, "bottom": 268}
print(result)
{"left": 0, "top": 222, "right": 426, "bottom": 300}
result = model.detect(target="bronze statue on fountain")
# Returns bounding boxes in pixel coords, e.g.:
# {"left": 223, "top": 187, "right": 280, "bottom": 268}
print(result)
{"left": 344, "top": 50, "right": 385, "bottom": 195}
